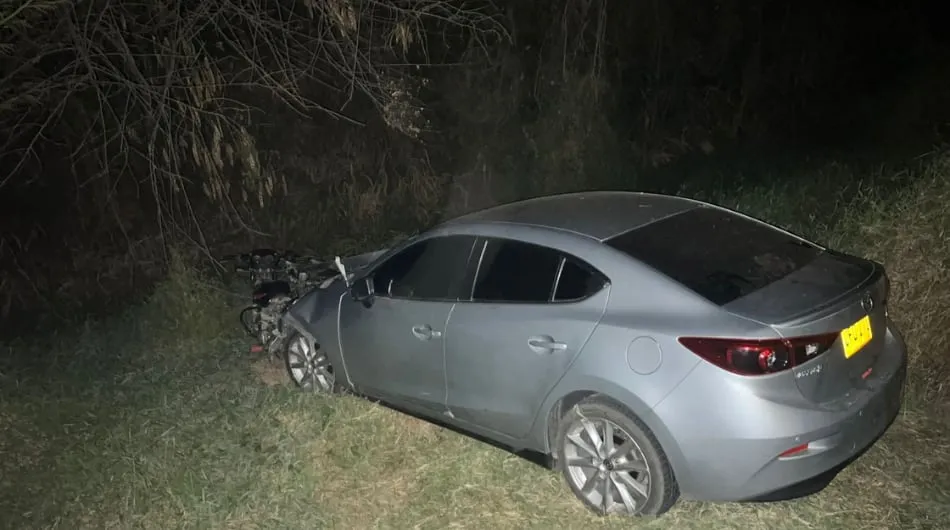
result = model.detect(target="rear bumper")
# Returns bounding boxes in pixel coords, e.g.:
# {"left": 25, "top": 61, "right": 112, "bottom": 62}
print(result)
{"left": 739, "top": 356, "right": 905, "bottom": 502}
{"left": 742, "top": 396, "right": 899, "bottom": 502}
{"left": 656, "top": 322, "right": 907, "bottom": 502}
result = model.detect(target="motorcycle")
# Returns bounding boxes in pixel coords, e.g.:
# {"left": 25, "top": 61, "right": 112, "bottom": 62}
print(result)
{"left": 222, "top": 248, "right": 338, "bottom": 359}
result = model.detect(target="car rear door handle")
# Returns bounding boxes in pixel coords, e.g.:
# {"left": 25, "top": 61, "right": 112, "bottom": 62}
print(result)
{"left": 412, "top": 325, "right": 442, "bottom": 341}
{"left": 528, "top": 335, "right": 568, "bottom": 354}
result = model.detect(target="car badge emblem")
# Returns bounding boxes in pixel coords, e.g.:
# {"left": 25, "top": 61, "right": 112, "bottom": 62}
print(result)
{"left": 861, "top": 293, "right": 874, "bottom": 313}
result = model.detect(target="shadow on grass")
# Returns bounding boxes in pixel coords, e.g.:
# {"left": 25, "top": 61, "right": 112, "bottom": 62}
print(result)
{"left": 349, "top": 394, "right": 555, "bottom": 470}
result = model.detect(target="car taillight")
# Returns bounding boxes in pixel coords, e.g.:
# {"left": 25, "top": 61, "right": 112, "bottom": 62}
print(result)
{"left": 678, "top": 334, "right": 839, "bottom": 376}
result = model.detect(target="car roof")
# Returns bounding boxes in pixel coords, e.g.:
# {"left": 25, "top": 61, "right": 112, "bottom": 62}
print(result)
{"left": 442, "top": 191, "right": 699, "bottom": 241}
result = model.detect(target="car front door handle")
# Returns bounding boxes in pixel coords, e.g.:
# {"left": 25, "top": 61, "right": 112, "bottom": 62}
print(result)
{"left": 412, "top": 325, "right": 442, "bottom": 341}
{"left": 528, "top": 335, "right": 568, "bottom": 354}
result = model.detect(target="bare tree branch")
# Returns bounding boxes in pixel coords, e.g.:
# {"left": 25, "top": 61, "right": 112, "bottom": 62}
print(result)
{"left": 0, "top": 0, "right": 507, "bottom": 244}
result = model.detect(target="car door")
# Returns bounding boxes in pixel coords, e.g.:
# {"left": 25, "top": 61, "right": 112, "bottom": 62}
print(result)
{"left": 338, "top": 234, "right": 478, "bottom": 413}
{"left": 444, "top": 237, "right": 610, "bottom": 439}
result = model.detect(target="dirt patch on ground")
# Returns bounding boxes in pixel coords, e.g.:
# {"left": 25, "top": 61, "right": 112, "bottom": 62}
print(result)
{"left": 250, "top": 357, "right": 287, "bottom": 387}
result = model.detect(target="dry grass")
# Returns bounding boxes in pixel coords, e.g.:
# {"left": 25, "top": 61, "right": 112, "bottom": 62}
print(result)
{"left": 285, "top": 398, "right": 950, "bottom": 530}
{"left": 2, "top": 153, "right": 950, "bottom": 529}
{"left": 2, "top": 355, "right": 945, "bottom": 530}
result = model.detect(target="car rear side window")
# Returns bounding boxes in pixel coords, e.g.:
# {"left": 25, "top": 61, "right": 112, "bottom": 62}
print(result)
{"left": 554, "top": 258, "right": 606, "bottom": 301}
{"left": 605, "top": 207, "right": 822, "bottom": 305}
{"left": 471, "top": 239, "right": 606, "bottom": 303}
{"left": 373, "top": 235, "right": 477, "bottom": 301}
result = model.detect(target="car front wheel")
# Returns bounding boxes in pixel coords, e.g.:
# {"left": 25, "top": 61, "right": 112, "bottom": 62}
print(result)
{"left": 555, "top": 396, "right": 679, "bottom": 517}
{"left": 283, "top": 331, "right": 338, "bottom": 394}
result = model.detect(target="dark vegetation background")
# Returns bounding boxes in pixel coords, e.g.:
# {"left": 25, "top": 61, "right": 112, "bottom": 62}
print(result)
{"left": 3, "top": 2, "right": 950, "bottom": 528}
{"left": 1, "top": 0, "right": 948, "bottom": 334}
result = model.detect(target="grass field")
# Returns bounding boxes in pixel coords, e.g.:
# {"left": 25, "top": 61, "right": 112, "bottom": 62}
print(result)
{"left": 3, "top": 154, "right": 950, "bottom": 529}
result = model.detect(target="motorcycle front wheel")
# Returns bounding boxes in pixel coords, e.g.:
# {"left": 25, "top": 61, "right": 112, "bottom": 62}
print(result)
{"left": 239, "top": 306, "right": 261, "bottom": 338}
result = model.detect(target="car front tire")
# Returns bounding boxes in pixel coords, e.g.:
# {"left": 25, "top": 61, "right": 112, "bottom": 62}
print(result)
{"left": 554, "top": 396, "right": 679, "bottom": 517}
{"left": 283, "top": 331, "right": 339, "bottom": 394}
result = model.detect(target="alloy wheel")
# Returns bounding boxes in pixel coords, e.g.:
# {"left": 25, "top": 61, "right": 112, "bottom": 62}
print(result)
{"left": 562, "top": 416, "right": 653, "bottom": 515}
{"left": 285, "top": 334, "right": 335, "bottom": 392}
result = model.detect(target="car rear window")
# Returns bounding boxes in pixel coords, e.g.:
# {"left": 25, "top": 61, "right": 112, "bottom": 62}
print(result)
{"left": 604, "top": 206, "right": 823, "bottom": 305}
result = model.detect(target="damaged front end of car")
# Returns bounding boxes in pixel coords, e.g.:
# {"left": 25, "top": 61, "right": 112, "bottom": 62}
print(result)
{"left": 279, "top": 247, "right": 389, "bottom": 389}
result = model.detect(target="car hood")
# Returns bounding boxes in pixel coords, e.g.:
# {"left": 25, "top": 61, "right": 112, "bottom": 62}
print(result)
{"left": 284, "top": 247, "right": 389, "bottom": 331}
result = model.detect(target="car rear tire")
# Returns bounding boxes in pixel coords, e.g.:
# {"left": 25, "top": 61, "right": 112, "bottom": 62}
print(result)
{"left": 283, "top": 331, "right": 339, "bottom": 394}
{"left": 554, "top": 396, "right": 679, "bottom": 517}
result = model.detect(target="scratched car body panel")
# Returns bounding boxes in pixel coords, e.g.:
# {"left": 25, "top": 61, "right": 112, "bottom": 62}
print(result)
{"left": 283, "top": 191, "right": 907, "bottom": 517}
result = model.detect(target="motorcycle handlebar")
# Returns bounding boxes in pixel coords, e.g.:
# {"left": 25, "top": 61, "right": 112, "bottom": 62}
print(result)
{"left": 222, "top": 251, "right": 327, "bottom": 275}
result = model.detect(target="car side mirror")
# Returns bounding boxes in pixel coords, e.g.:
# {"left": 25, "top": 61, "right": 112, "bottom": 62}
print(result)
{"left": 351, "top": 277, "right": 375, "bottom": 308}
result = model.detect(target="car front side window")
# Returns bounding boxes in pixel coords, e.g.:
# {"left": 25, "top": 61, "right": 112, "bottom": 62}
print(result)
{"left": 371, "top": 235, "right": 477, "bottom": 301}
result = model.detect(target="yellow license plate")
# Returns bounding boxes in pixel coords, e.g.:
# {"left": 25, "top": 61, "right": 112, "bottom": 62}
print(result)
{"left": 841, "top": 315, "right": 873, "bottom": 359}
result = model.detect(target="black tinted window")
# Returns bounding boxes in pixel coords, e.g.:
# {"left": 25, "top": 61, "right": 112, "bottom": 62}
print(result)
{"left": 373, "top": 236, "right": 476, "bottom": 300}
{"left": 605, "top": 207, "right": 822, "bottom": 305}
{"left": 472, "top": 240, "right": 561, "bottom": 303}
{"left": 555, "top": 259, "right": 606, "bottom": 301}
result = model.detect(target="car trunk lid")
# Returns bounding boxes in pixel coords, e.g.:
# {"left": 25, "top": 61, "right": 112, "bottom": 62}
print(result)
{"left": 603, "top": 205, "right": 891, "bottom": 405}
{"left": 724, "top": 251, "right": 887, "bottom": 404}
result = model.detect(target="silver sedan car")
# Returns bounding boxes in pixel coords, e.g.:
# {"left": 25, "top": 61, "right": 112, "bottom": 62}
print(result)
{"left": 281, "top": 191, "right": 907, "bottom": 517}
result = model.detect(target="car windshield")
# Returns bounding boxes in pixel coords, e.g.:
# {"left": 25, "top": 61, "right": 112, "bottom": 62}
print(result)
{"left": 604, "top": 206, "right": 824, "bottom": 305}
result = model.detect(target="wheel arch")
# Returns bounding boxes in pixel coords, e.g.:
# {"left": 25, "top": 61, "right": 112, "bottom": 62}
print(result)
{"left": 538, "top": 382, "right": 691, "bottom": 489}
{"left": 545, "top": 390, "right": 597, "bottom": 458}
